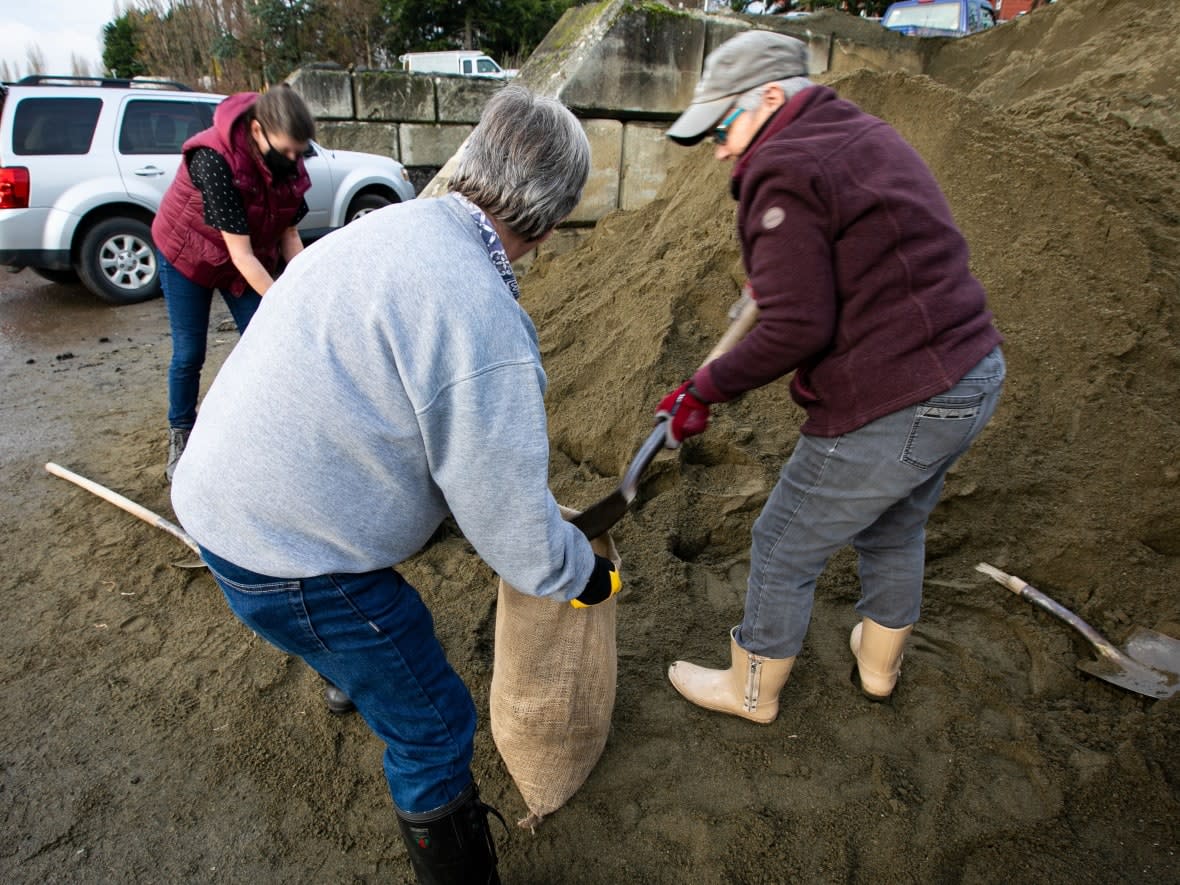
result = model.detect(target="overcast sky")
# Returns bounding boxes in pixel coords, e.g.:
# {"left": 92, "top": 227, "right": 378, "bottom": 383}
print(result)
{"left": 2, "top": 0, "right": 120, "bottom": 80}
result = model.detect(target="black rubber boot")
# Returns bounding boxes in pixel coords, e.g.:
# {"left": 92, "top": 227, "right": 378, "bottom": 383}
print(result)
{"left": 396, "top": 782, "right": 505, "bottom": 885}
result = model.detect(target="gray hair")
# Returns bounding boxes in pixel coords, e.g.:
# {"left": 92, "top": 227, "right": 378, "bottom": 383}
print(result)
{"left": 736, "top": 77, "right": 814, "bottom": 112}
{"left": 449, "top": 85, "right": 590, "bottom": 241}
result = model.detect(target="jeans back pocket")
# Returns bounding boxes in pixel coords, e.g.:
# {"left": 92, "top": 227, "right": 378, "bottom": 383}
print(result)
{"left": 901, "top": 392, "right": 986, "bottom": 470}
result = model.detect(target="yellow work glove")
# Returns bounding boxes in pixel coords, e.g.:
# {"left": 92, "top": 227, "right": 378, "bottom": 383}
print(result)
{"left": 570, "top": 555, "right": 622, "bottom": 608}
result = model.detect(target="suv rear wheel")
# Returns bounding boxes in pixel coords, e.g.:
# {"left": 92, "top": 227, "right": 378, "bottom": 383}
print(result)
{"left": 77, "top": 217, "right": 160, "bottom": 305}
{"left": 346, "top": 193, "right": 394, "bottom": 225}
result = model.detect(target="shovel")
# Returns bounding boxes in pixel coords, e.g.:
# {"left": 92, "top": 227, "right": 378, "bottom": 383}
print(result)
{"left": 45, "top": 462, "right": 206, "bottom": 569}
{"left": 976, "top": 562, "right": 1180, "bottom": 699}
{"left": 571, "top": 293, "right": 760, "bottom": 539}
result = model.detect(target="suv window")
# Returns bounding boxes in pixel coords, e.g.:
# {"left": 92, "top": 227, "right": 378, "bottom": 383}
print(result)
{"left": 119, "top": 99, "right": 215, "bottom": 155}
{"left": 13, "top": 97, "right": 102, "bottom": 155}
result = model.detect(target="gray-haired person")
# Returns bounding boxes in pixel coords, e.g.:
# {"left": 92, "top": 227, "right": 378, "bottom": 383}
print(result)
{"left": 655, "top": 31, "right": 1004, "bottom": 721}
{"left": 170, "top": 86, "right": 619, "bottom": 884}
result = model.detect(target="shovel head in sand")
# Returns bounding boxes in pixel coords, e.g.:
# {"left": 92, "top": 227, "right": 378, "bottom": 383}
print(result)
{"left": 976, "top": 562, "right": 1180, "bottom": 700}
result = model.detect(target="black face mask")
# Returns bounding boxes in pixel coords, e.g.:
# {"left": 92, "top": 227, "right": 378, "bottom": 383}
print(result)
{"left": 264, "top": 148, "right": 298, "bottom": 180}
{"left": 261, "top": 129, "right": 298, "bottom": 180}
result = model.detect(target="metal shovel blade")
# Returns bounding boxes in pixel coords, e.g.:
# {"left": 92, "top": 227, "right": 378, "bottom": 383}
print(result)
{"left": 570, "top": 422, "right": 668, "bottom": 540}
{"left": 1075, "top": 627, "right": 1180, "bottom": 700}
{"left": 977, "top": 563, "right": 1180, "bottom": 700}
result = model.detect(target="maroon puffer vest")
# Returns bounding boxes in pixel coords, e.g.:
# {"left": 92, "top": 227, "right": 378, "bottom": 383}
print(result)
{"left": 152, "top": 92, "right": 311, "bottom": 295}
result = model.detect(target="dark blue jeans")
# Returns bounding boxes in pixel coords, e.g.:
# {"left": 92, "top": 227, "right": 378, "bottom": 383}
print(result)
{"left": 200, "top": 546, "right": 477, "bottom": 814}
{"left": 159, "top": 253, "right": 261, "bottom": 430}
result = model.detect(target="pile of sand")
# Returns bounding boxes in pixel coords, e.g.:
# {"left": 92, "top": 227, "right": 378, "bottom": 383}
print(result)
{"left": 6, "top": 1, "right": 1178, "bottom": 881}
{"left": 523, "top": 0, "right": 1180, "bottom": 637}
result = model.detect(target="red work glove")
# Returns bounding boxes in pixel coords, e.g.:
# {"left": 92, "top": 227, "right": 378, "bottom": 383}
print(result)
{"left": 655, "top": 380, "right": 711, "bottom": 448}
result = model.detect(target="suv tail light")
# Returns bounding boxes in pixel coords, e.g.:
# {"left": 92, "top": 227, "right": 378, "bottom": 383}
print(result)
{"left": 0, "top": 167, "right": 31, "bottom": 209}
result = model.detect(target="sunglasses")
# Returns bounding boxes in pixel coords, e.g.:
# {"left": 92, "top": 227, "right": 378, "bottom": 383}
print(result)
{"left": 713, "top": 108, "right": 745, "bottom": 145}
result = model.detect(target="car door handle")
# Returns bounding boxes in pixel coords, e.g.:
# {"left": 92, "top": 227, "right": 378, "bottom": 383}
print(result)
{"left": 133, "top": 166, "right": 167, "bottom": 177}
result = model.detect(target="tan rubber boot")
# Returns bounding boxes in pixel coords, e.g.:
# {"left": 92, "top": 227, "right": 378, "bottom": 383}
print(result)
{"left": 850, "top": 618, "right": 914, "bottom": 701}
{"left": 668, "top": 626, "right": 795, "bottom": 724}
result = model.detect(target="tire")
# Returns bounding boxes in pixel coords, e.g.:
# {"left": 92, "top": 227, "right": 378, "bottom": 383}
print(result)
{"left": 345, "top": 193, "right": 394, "bottom": 225}
{"left": 76, "top": 216, "right": 161, "bottom": 305}
{"left": 31, "top": 266, "right": 80, "bottom": 286}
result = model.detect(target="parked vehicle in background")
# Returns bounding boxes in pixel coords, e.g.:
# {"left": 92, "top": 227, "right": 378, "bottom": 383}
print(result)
{"left": 400, "top": 51, "right": 517, "bottom": 79}
{"left": 0, "top": 76, "right": 416, "bottom": 305}
{"left": 995, "top": 0, "right": 1055, "bottom": 21}
{"left": 881, "top": 0, "right": 997, "bottom": 37}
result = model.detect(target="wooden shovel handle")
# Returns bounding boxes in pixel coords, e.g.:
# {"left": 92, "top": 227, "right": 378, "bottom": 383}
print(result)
{"left": 45, "top": 462, "right": 201, "bottom": 556}
{"left": 701, "top": 294, "right": 759, "bottom": 367}
{"left": 975, "top": 562, "right": 1125, "bottom": 661}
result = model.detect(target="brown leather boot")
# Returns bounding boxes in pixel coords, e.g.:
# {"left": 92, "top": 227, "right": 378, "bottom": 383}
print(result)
{"left": 668, "top": 626, "right": 795, "bottom": 724}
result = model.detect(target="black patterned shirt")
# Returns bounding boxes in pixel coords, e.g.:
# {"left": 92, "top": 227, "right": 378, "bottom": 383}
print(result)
{"left": 187, "top": 147, "right": 308, "bottom": 234}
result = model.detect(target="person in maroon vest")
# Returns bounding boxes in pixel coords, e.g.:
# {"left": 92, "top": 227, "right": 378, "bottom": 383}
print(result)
{"left": 654, "top": 31, "right": 1005, "bottom": 723}
{"left": 152, "top": 86, "right": 352, "bottom": 716}
{"left": 152, "top": 85, "right": 312, "bottom": 483}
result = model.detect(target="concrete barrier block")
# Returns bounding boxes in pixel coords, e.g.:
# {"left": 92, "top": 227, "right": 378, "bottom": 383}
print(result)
{"left": 517, "top": 1, "right": 630, "bottom": 98}
{"left": 315, "top": 121, "right": 400, "bottom": 161}
{"left": 620, "top": 122, "right": 677, "bottom": 211}
{"left": 569, "top": 119, "right": 622, "bottom": 224}
{"left": 400, "top": 123, "right": 473, "bottom": 167}
{"left": 704, "top": 16, "right": 750, "bottom": 56}
{"left": 806, "top": 34, "right": 833, "bottom": 75}
{"left": 829, "top": 38, "right": 925, "bottom": 76}
{"left": 287, "top": 67, "right": 354, "bottom": 120}
{"left": 436, "top": 77, "right": 504, "bottom": 123}
{"left": 356, "top": 71, "right": 436, "bottom": 122}
{"left": 559, "top": 8, "right": 706, "bottom": 115}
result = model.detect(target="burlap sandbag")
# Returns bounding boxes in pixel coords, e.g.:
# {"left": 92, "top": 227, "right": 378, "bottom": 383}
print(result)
{"left": 490, "top": 506, "right": 620, "bottom": 830}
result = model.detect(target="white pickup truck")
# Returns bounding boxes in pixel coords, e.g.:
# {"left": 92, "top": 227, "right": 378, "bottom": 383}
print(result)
{"left": 400, "top": 51, "right": 517, "bottom": 79}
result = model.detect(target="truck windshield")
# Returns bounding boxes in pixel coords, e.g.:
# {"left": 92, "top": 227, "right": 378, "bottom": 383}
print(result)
{"left": 884, "top": 2, "right": 962, "bottom": 30}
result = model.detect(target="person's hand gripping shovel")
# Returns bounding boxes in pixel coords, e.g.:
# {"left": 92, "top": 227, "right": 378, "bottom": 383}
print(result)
{"left": 571, "top": 292, "right": 759, "bottom": 540}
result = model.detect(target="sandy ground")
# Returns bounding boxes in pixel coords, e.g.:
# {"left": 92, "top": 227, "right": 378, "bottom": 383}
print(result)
{"left": 3, "top": 1, "right": 1179, "bottom": 882}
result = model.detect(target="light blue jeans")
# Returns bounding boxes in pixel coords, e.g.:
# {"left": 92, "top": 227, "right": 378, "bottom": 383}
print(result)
{"left": 738, "top": 346, "right": 1005, "bottom": 659}
{"left": 199, "top": 546, "right": 477, "bottom": 815}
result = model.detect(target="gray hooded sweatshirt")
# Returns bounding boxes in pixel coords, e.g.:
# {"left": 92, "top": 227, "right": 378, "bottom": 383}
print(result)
{"left": 171, "top": 195, "right": 594, "bottom": 601}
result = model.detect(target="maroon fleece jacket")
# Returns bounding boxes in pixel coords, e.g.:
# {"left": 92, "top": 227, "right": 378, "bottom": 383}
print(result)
{"left": 691, "top": 85, "right": 1001, "bottom": 437}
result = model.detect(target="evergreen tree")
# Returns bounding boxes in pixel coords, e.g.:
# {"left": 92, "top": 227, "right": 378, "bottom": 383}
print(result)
{"left": 103, "top": 14, "right": 148, "bottom": 79}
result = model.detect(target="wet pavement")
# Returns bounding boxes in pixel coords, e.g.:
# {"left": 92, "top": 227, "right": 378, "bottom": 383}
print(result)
{"left": 0, "top": 269, "right": 169, "bottom": 365}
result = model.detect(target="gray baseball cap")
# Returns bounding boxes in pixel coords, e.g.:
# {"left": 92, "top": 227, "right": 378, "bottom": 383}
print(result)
{"left": 667, "top": 30, "right": 809, "bottom": 146}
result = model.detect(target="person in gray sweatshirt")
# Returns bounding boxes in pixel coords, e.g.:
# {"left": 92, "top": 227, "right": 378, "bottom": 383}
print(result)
{"left": 170, "top": 85, "right": 619, "bottom": 885}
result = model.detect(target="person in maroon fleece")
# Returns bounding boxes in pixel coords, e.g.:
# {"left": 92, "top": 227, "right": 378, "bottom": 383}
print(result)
{"left": 656, "top": 30, "right": 1005, "bottom": 723}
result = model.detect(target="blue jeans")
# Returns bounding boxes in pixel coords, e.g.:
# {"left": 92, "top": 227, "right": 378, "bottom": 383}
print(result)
{"left": 160, "top": 253, "right": 261, "bottom": 430}
{"left": 200, "top": 546, "right": 477, "bottom": 815}
{"left": 739, "top": 346, "right": 1006, "bottom": 659}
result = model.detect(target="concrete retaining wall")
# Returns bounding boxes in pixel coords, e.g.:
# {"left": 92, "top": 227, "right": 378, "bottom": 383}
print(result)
{"left": 287, "top": 3, "right": 928, "bottom": 231}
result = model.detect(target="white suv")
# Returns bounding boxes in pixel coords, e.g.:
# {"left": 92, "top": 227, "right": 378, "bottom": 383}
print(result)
{"left": 0, "top": 76, "right": 416, "bottom": 304}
